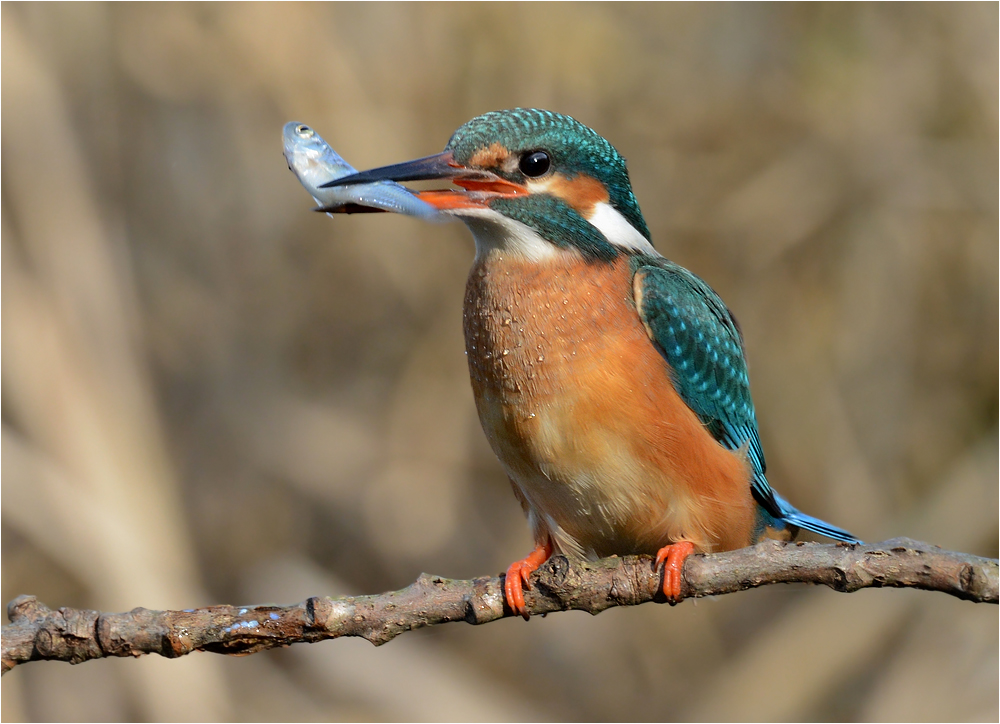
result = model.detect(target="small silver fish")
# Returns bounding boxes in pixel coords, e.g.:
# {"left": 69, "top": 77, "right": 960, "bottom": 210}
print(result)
{"left": 282, "top": 122, "right": 439, "bottom": 220}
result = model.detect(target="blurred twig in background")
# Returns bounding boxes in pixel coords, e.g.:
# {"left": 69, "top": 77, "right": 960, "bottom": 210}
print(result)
{"left": 3, "top": 3, "right": 996, "bottom": 721}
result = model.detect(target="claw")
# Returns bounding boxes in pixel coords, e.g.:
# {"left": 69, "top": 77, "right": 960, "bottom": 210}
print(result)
{"left": 655, "top": 540, "right": 695, "bottom": 603}
{"left": 504, "top": 540, "right": 553, "bottom": 620}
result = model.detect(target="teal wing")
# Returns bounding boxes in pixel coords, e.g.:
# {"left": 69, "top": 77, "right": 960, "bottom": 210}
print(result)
{"left": 632, "top": 257, "right": 781, "bottom": 518}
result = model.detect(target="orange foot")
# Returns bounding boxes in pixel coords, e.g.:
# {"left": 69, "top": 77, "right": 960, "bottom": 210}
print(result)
{"left": 655, "top": 540, "right": 696, "bottom": 603}
{"left": 504, "top": 540, "right": 554, "bottom": 620}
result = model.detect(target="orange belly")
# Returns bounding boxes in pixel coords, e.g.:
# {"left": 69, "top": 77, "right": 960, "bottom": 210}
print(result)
{"left": 463, "top": 250, "right": 756, "bottom": 558}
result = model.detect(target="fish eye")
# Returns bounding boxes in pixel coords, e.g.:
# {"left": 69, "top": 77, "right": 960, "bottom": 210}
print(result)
{"left": 518, "top": 150, "right": 551, "bottom": 178}
{"left": 296, "top": 125, "right": 313, "bottom": 137}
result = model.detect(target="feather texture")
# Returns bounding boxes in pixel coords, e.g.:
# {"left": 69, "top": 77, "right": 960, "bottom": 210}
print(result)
{"left": 633, "top": 256, "right": 859, "bottom": 543}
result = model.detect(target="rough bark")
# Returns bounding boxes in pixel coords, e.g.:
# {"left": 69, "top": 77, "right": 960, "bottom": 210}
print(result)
{"left": 3, "top": 537, "right": 996, "bottom": 675}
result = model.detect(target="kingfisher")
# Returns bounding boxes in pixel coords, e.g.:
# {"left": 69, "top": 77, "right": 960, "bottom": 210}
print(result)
{"left": 321, "top": 108, "right": 859, "bottom": 619}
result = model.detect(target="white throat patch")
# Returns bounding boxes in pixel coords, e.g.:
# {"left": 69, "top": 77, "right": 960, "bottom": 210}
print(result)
{"left": 456, "top": 207, "right": 561, "bottom": 263}
{"left": 450, "top": 200, "right": 657, "bottom": 262}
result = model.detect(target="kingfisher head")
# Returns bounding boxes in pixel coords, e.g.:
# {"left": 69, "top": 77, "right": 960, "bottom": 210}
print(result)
{"left": 322, "top": 109, "right": 655, "bottom": 262}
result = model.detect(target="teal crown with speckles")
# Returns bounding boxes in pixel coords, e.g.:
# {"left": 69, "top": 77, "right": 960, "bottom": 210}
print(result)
{"left": 446, "top": 109, "right": 651, "bottom": 242}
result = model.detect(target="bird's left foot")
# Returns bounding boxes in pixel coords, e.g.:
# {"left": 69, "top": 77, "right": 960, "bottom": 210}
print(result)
{"left": 504, "top": 539, "right": 554, "bottom": 620}
{"left": 654, "top": 540, "right": 695, "bottom": 603}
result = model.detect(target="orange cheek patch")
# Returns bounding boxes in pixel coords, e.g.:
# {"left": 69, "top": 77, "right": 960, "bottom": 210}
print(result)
{"left": 468, "top": 143, "right": 510, "bottom": 168}
{"left": 534, "top": 173, "right": 609, "bottom": 215}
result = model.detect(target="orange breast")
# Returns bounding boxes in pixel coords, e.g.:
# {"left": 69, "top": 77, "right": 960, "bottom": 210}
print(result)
{"left": 464, "top": 250, "right": 755, "bottom": 558}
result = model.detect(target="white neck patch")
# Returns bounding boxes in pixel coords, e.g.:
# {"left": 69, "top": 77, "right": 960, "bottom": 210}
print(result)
{"left": 586, "top": 202, "right": 659, "bottom": 256}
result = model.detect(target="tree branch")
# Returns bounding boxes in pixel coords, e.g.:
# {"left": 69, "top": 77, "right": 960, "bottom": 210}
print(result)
{"left": 3, "top": 537, "right": 995, "bottom": 674}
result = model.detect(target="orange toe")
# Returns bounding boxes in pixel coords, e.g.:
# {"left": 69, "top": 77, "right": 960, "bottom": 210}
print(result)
{"left": 655, "top": 540, "right": 695, "bottom": 603}
{"left": 504, "top": 540, "right": 553, "bottom": 620}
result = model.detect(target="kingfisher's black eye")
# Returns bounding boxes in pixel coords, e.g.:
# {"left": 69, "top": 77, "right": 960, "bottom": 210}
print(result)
{"left": 519, "top": 151, "right": 551, "bottom": 178}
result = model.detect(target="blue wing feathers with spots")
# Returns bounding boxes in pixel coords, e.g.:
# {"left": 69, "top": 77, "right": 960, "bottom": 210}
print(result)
{"left": 632, "top": 258, "right": 781, "bottom": 517}
{"left": 633, "top": 256, "right": 860, "bottom": 542}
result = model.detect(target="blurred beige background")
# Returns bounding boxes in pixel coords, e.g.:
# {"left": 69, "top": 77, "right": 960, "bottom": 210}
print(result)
{"left": 2, "top": 3, "right": 997, "bottom": 722}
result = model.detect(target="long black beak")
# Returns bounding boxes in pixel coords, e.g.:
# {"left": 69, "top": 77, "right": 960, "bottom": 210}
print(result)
{"left": 319, "top": 151, "right": 469, "bottom": 188}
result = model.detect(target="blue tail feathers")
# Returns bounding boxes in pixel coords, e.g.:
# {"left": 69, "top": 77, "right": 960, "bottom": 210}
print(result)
{"left": 773, "top": 492, "right": 861, "bottom": 544}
